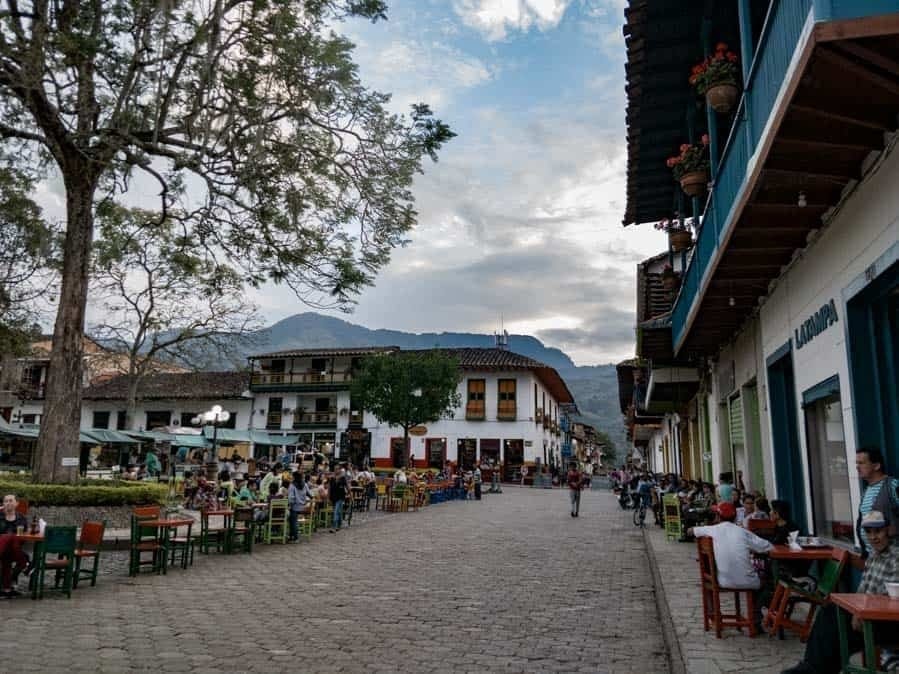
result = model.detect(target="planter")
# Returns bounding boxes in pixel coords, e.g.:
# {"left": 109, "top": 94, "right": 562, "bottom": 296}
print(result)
{"left": 705, "top": 83, "right": 739, "bottom": 114}
{"left": 679, "top": 170, "right": 708, "bottom": 198}
{"left": 668, "top": 228, "right": 693, "bottom": 252}
{"left": 661, "top": 273, "right": 680, "bottom": 291}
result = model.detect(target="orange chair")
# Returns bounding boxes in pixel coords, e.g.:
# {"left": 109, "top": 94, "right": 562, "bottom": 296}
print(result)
{"left": 764, "top": 547, "right": 848, "bottom": 641}
{"left": 74, "top": 521, "right": 105, "bottom": 588}
{"left": 697, "top": 537, "right": 758, "bottom": 638}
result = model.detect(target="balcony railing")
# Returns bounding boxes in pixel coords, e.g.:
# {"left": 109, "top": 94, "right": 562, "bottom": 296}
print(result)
{"left": 671, "top": 0, "right": 814, "bottom": 349}
{"left": 251, "top": 370, "right": 353, "bottom": 386}
{"left": 465, "top": 403, "right": 486, "bottom": 420}
{"left": 265, "top": 413, "right": 282, "bottom": 430}
{"left": 348, "top": 409, "right": 363, "bottom": 426}
{"left": 292, "top": 412, "right": 337, "bottom": 427}
{"left": 497, "top": 404, "right": 516, "bottom": 421}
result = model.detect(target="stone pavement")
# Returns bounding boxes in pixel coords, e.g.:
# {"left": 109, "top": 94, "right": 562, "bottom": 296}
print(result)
{"left": 3, "top": 488, "right": 668, "bottom": 674}
{"left": 640, "top": 507, "right": 805, "bottom": 674}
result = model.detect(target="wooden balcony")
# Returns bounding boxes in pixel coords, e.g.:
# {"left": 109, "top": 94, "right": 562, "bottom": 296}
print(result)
{"left": 465, "top": 403, "right": 486, "bottom": 421}
{"left": 292, "top": 411, "right": 338, "bottom": 428}
{"left": 265, "top": 413, "right": 282, "bottom": 430}
{"left": 250, "top": 370, "right": 353, "bottom": 388}
{"left": 497, "top": 405, "right": 516, "bottom": 422}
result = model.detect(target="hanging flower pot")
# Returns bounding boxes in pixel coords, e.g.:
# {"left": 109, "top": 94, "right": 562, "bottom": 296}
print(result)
{"left": 679, "top": 170, "right": 708, "bottom": 198}
{"left": 668, "top": 228, "right": 693, "bottom": 252}
{"left": 706, "top": 83, "right": 739, "bottom": 114}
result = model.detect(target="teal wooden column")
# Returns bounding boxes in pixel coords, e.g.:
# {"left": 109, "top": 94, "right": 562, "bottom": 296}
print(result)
{"left": 737, "top": 0, "right": 754, "bottom": 81}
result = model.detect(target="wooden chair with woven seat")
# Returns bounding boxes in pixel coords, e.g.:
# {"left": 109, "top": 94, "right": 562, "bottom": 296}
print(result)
{"left": 33, "top": 525, "right": 77, "bottom": 599}
{"left": 73, "top": 520, "right": 105, "bottom": 589}
{"left": 264, "top": 499, "right": 289, "bottom": 544}
{"left": 763, "top": 547, "right": 848, "bottom": 641}
{"left": 230, "top": 507, "right": 255, "bottom": 554}
{"left": 697, "top": 536, "right": 758, "bottom": 638}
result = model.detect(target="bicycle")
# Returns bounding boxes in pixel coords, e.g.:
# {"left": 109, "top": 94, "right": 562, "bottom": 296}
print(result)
{"left": 633, "top": 497, "right": 647, "bottom": 528}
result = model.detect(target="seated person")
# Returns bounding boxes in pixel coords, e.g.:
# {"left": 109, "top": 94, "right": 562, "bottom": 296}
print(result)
{"left": 781, "top": 510, "right": 899, "bottom": 674}
{"left": 689, "top": 501, "right": 773, "bottom": 627}
{"left": 0, "top": 494, "right": 31, "bottom": 597}
{"left": 738, "top": 494, "right": 769, "bottom": 528}
{"left": 232, "top": 477, "right": 253, "bottom": 503}
{"left": 770, "top": 499, "right": 800, "bottom": 545}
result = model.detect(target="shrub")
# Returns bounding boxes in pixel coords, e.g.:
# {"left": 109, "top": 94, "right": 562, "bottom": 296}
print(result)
{"left": 0, "top": 481, "right": 168, "bottom": 506}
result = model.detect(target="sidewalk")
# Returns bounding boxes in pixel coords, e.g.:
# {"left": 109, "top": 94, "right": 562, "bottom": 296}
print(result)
{"left": 642, "top": 514, "right": 805, "bottom": 674}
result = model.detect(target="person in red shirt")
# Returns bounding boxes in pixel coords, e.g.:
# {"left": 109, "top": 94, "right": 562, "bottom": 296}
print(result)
{"left": 567, "top": 463, "right": 584, "bottom": 517}
{"left": 0, "top": 494, "right": 30, "bottom": 597}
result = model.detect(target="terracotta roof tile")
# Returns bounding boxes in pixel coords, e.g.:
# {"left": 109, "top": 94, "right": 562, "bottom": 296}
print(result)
{"left": 84, "top": 371, "right": 250, "bottom": 401}
{"left": 250, "top": 346, "right": 399, "bottom": 359}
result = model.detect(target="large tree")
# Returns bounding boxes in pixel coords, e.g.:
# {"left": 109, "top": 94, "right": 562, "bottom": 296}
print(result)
{"left": 350, "top": 351, "right": 461, "bottom": 467}
{"left": 0, "top": 167, "right": 56, "bottom": 357}
{"left": 89, "top": 206, "right": 261, "bottom": 429}
{"left": 0, "top": 0, "right": 453, "bottom": 481}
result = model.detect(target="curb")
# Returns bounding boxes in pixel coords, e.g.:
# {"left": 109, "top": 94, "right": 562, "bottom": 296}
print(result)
{"left": 642, "top": 524, "right": 687, "bottom": 674}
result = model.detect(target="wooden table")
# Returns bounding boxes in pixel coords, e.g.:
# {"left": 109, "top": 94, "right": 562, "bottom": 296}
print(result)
{"left": 769, "top": 544, "right": 834, "bottom": 561}
{"left": 139, "top": 518, "right": 195, "bottom": 572}
{"left": 831, "top": 593, "right": 899, "bottom": 673}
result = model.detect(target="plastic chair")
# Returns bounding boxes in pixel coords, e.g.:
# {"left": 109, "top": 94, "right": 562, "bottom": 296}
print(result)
{"left": 73, "top": 520, "right": 105, "bottom": 589}
{"left": 264, "top": 499, "right": 289, "bottom": 544}
{"left": 697, "top": 537, "right": 758, "bottom": 638}
{"left": 33, "top": 526, "right": 77, "bottom": 599}
{"left": 764, "top": 547, "right": 848, "bottom": 641}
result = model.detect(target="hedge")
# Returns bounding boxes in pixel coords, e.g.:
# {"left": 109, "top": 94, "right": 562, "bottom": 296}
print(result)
{"left": 0, "top": 481, "right": 169, "bottom": 506}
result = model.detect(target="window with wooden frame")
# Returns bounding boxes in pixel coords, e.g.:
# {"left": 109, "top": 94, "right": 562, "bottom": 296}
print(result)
{"left": 466, "top": 379, "right": 486, "bottom": 419}
{"left": 497, "top": 379, "right": 516, "bottom": 420}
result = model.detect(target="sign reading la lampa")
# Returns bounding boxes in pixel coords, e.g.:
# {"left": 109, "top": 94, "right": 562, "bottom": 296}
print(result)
{"left": 795, "top": 299, "right": 838, "bottom": 350}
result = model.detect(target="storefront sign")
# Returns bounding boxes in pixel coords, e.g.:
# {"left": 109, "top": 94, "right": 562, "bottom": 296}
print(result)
{"left": 794, "top": 298, "right": 839, "bottom": 350}
{"left": 409, "top": 426, "right": 427, "bottom": 436}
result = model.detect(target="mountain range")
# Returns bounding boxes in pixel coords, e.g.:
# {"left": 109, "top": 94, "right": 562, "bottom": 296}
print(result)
{"left": 238, "top": 313, "right": 626, "bottom": 456}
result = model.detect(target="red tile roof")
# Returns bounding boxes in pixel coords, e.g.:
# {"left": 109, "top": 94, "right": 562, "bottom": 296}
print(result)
{"left": 84, "top": 371, "right": 250, "bottom": 401}
{"left": 250, "top": 346, "right": 399, "bottom": 359}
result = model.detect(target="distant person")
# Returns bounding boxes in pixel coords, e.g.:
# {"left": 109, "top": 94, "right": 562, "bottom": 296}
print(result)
{"left": 519, "top": 463, "right": 528, "bottom": 487}
{"left": 567, "top": 462, "right": 584, "bottom": 518}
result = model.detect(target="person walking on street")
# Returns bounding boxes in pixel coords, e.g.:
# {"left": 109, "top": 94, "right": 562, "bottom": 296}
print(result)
{"left": 567, "top": 462, "right": 584, "bottom": 517}
{"left": 520, "top": 463, "right": 528, "bottom": 487}
{"left": 473, "top": 463, "right": 482, "bottom": 500}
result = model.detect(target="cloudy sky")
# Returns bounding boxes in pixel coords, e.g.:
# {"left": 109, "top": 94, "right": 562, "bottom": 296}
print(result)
{"left": 276, "top": 0, "right": 665, "bottom": 366}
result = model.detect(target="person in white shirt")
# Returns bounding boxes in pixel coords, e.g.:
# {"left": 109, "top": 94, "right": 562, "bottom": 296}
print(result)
{"left": 394, "top": 468, "right": 407, "bottom": 485}
{"left": 690, "top": 501, "right": 772, "bottom": 590}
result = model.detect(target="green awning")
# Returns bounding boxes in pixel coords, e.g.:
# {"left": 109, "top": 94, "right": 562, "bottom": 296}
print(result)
{"left": 123, "top": 430, "right": 174, "bottom": 442}
{"left": 82, "top": 428, "right": 141, "bottom": 445}
{"left": 0, "top": 423, "right": 95, "bottom": 444}
{"left": 201, "top": 427, "right": 299, "bottom": 445}
{"left": 171, "top": 434, "right": 209, "bottom": 448}
{"left": 203, "top": 427, "right": 253, "bottom": 443}
{"left": 250, "top": 431, "right": 300, "bottom": 446}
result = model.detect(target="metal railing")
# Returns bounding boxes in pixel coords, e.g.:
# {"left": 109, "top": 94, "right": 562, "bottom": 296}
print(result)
{"left": 292, "top": 412, "right": 337, "bottom": 427}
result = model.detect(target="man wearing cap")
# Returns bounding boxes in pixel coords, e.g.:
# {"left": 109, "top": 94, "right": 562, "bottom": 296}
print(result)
{"left": 689, "top": 501, "right": 773, "bottom": 593}
{"left": 781, "top": 510, "right": 899, "bottom": 674}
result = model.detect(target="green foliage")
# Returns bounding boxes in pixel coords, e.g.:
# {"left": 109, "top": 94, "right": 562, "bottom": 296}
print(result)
{"left": 350, "top": 351, "right": 462, "bottom": 432}
{"left": 0, "top": 481, "right": 168, "bottom": 506}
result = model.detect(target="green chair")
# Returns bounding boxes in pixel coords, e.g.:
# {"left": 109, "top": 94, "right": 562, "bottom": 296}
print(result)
{"left": 129, "top": 507, "right": 164, "bottom": 576}
{"left": 200, "top": 509, "right": 230, "bottom": 554}
{"left": 663, "top": 494, "right": 683, "bottom": 541}
{"left": 167, "top": 521, "right": 195, "bottom": 569}
{"left": 33, "top": 526, "right": 77, "bottom": 599}
{"left": 73, "top": 520, "right": 105, "bottom": 589}
{"left": 296, "top": 511, "right": 314, "bottom": 542}
{"left": 264, "top": 499, "right": 289, "bottom": 544}
{"left": 230, "top": 507, "right": 255, "bottom": 554}
{"left": 315, "top": 499, "right": 334, "bottom": 530}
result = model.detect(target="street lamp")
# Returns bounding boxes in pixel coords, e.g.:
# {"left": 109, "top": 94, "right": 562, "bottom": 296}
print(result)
{"left": 193, "top": 405, "right": 230, "bottom": 479}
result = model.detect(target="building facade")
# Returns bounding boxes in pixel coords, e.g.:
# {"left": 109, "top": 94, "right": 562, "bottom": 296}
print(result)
{"left": 619, "top": 0, "right": 899, "bottom": 547}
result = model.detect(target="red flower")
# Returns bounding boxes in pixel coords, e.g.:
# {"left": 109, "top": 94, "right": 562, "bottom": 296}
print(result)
{"left": 716, "top": 42, "right": 728, "bottom": 52}
{"left": 701, "top": 133, "right": 710, "bottom": 146}
{"left": 666, "top": 157, "right": 678, "bottom": 167}
{"left": 680, "top": 143, "right": 690, "bottom": 153}
{"left": 726, "top": 52, "right": 738, "bottom": 62}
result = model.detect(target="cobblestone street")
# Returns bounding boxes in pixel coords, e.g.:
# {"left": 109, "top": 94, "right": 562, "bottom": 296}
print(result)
{"left": 3, "top": 488, "right": 668, "bottom": 674}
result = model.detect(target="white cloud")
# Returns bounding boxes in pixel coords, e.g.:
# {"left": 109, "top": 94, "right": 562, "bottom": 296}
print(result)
{"left": 453, "top": 0, "right": 572, "bottom": 41}
{"left": 363, "top": 40, "right": 493, "bottom": 110}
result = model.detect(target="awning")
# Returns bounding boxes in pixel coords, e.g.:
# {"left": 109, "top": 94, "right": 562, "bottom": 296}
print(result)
{"left": 82, "top": 429, "right": 141, "bottom": 445}
{"left": 171, "top": 434, "right": 210, "bottom": 448}
{"left": 0, "top": 423, "right": 96, "bottom": 444}
{"left": 123, "top": 430, "right": 175, "bottom": 442}
{"left": 201, "top": 427, "right": 299, "bottom": 445}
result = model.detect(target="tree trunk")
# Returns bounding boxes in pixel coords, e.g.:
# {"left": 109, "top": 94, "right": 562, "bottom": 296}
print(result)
{"left": 404, "top": 427, "right": 410, "bottom": 469}
{"left": 33, "top": 174, "right": 97, "bottom": 483}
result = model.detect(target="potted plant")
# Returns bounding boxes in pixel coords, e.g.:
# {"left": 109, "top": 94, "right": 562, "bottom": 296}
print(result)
{"left": 661, "top": 264, "right": 680, "bottom": 291}
{"left": 690, "top": 43, "right": 741, "bottom": 114}
{"left": 667, "top": 136, "right": 710, "bottom": 198}
{"left": 654, "top": 217, "right": 693, "bottom": 252}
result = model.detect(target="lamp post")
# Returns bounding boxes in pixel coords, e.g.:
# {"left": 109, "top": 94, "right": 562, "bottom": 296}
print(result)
{"left": 193, "top": 405, "right": 230, "bottom": 480}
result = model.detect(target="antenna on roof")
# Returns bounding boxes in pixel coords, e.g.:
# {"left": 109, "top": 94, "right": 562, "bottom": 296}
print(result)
{"left": 494, "top": 315, "right": 509, "bottom": 351}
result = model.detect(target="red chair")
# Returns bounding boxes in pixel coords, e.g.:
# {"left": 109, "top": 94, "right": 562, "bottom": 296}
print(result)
{"left": 73, "top": 521, "right": 105, "bottom": 588}
{"left": 697, "top": 537, "right": 758, "bottom": 638}
{"left": 15, "top": 498, "right": 28, "bottom": 516}
{"left": 764, "top": 547, "right": 848, "bottom": 641}
{"left": 747, "top": 518, "right": 777, "bottom": 540}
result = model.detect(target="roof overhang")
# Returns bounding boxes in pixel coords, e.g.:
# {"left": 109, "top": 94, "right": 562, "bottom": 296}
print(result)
{"left": 644, "top": 366, "right": 700, "bottom": 414}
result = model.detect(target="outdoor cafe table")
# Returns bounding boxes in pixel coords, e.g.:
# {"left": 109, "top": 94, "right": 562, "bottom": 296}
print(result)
{"left": 831, "top": 592, "right": 899, "bottom": 673}
{"left": 768, "top": 543, "right": 833, "bottom": 580}
{"left": 139, "top": 517, "right": 195, "bottom": 573}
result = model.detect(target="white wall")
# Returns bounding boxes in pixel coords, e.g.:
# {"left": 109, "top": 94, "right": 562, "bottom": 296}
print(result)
{"left": 758, "top": 142, "right": 899, "bottom": 530}
{"left": 80, "top": 399, "right": 253, "bottom": 432}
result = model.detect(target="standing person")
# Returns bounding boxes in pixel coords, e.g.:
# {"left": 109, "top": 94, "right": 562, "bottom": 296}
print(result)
{"left": 144, "top": 448, "right": 161, "bottom": 478}
{"left": 329, "top": 465, "right": 349, "bottom": 532}
{"left": 287, "top": 471, "right": 312, "bottom": 542}
{"left": 583, "top": 461, "right": 594, "bottom": 489}
{"left": 519, "top": 463, "right": 528, "bottom": 487}
{"left": 854, "top": 446, "right": 899, "bottom": 557}
{"left": 473, "top": 463, "right": 482, "bottom": 500}
{"left": 567, "top": 462, "right": 583, "bottom": 518}
{"left": 716, "top": 472, "right": 734, "bottom": 504}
